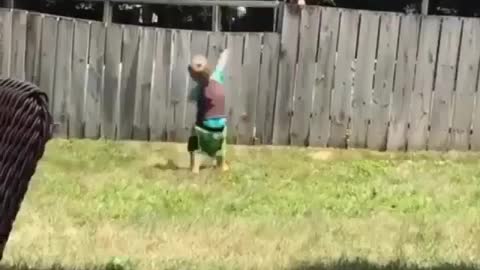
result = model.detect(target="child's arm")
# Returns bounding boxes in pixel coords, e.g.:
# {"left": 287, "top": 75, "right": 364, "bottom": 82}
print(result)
{"left": 216, "top": 49, "right": 229, "bottom": 72}
{"left": 211, "top": 49, "right": 229, "bottom": 84}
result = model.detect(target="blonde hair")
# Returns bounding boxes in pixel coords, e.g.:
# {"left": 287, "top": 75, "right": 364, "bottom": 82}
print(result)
{"left": 189, "top": 54, "right": 212, "bottom": 84}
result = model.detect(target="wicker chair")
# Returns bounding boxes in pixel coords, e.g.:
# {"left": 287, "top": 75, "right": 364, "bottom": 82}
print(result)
{"left": 0, "top": 78, "right": 52, "bottom": 260}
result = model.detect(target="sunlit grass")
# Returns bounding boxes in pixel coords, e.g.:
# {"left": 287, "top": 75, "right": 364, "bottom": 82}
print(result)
{"left": 2, "top": 139, "right": 480, "bottom": 270}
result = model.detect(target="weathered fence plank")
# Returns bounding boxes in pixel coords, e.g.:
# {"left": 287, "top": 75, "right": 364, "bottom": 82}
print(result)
{"left": 185, "top": 31, "right": 208, "bottom": 138}
{"left": 133, "top": 27, "right": 155, "bottom": 140}
{"left": 408, "top": 16, "right": 441, "bottom": 151}
{"left": 25, "top": 12, "right": 42, "bottom": 85}
{"left": 10, "top": 10, "right": 26, "bottom": 80}
{"left": 52, "top": 18, "right": 74, "bottom": 137}
{"left": 39, "top": 16, "right": 57, "bottom": 112}
{"left": 471, "top": 71, "right": 480, "bottom": 150}
{"left": 118, "top": 25, "right": 140, "bottom": 140}
{"left": 387, "top": 15, "right": 420, "bottom": 151}
{"left": 169, "top": 30, "right": 191, "bottom": 141}
{"left": 150, "top": 29, "right": 173, "bottom": 141}
{"left": 428, "top": 17, "right": 462, "bottom": 151}
{"left": 85, "top": 21, "right": 105, "bottom": 139}
{"left": 256, "top": 33, "right": 280, "bottom": 144}
{"left": 329, "top": 9, "right": 360, "bottom": 148}
{"left": 225, "top": 33, "right": 244, "bottom": 143}
{"left": 69, "top": 20, "right": 90, "bottom": 138}
{"left": 102, "top": 23, "right": 122, "bottom": 139}
{"left": 349, "top": 11, "right": 379, "bottom": 149}
{"left": 290, "top": 6, "right": 320, "bottom": 146}
{"left": 237, "top": 33, "right": 262, "bottom": 145}
{"left": 310, "top": 7, "right": 339, "bottom": 147}
{"left": 0, "top": 10, "right": 11, "bottom": 77}
{"left": 366, "top": 13, "right": 400, "bottom": 151}
{"left": 273, "top": 4, "right": 300, "bottom": 145}
{"left": 451, "top": 19, "right": 480, "bottom": 151}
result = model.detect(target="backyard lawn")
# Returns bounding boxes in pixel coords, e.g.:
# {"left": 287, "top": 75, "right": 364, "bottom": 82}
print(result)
{"left": 2, "top": 139, "right": 480, "bottom": 270}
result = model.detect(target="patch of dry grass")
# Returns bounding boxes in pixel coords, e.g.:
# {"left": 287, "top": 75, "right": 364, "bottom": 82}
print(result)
{"left": 1, "top": 139, "right": 480, "bottom": 270}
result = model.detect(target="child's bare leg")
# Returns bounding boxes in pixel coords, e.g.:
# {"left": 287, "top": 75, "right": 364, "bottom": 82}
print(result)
{"left": 188, "top": 133, "right": 200, "bottom": 174}
{"left": 189, "top": 151, "right": 194, "bottom": 170}
{"left": 216, "top": 155, "right": 229, "bottom": 171}
{"left": 191, "top": 151, "right": 201, "bottom": 174}
{"left": 216, "top": 136, "right": 228, "bottom": 171}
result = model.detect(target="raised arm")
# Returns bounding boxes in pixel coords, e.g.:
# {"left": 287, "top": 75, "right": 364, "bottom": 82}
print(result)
{"left": 215, "top": 49, "right": 229, "bottom": 72}
{"left": 210, "top": 49, "right": 229, "bottom": 84}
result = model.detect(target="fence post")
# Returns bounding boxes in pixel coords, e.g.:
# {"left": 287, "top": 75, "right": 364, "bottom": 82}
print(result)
{"left": 275, "top": 3, "right": 285, "bottom": 33}
{"left": 103, "top": 0, "right": 112, "bottom": 23}
{"left": 273, "top": 5, "right": 278, "bottom": 32}
{"left": 3, "top": 0, "right": 13, "bottom": 8}
{"left": 421, "top": 0, "right": 429, "bottom": 15}
{"left": 212, "top": 5, "right": 221, "bottom": 31}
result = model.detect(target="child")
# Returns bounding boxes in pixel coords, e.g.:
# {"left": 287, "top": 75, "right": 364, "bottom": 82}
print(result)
{"left": 187, "top": 49, "right": 229, "bottom": 174}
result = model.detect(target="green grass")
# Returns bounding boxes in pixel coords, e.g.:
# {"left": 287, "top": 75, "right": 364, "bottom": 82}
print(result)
{"left": 2, "top": 139, "right": 480, "bottom": 270}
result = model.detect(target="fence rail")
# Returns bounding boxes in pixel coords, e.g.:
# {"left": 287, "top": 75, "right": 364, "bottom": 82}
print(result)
{"left": 1, "top": 5, "right": 480, "bottom": 151}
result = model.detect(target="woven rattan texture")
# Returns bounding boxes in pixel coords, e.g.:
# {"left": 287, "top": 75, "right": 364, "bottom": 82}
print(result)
{"left": 0, "top": 78, "right": 52, "bottom": 260}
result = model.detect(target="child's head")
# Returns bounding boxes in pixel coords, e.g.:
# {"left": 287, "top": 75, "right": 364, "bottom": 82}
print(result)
{"left": 188, "top": 54, "right": 212, "bottom": 86}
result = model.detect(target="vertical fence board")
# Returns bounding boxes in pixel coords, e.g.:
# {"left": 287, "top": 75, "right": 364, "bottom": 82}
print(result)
{"left": 273, "top": 4, "right": 300, "bottom": 145}
{"left": 225, "top": 33, "right": 244, "bottom": 143}
{"left": 237, "top": 33, "right": 262, "bottom": 145}
{"left": 329, "top": 9, "right": 359, "bottom": 148}
{"left": 52, "top": 18, "right": 74, "bottom": 137}
{"left": 103, "top": 24, "right": 122, "bottom": 139}
{"left": 150, "top": 29, "right": 173, "bottom": 141}
{"left": 290, "top": 6, "right": 320, "bottom": 146}
{"left": 118, "top": 25, "right": 140, "bottom": 140}
{"left": 10, "top": 10, "right": 27, "bottom": 80}
{"left": 133, "top": 27, "right": 155, "bottom": 140}
{"left": 0, "top": 10, "right": 11, "bottom": 77}
{"left": 39, "top": 16, "right": 57, "bottom": 112}
{"left": 69, "top": 20, "right": 90, "bottom": 138}
{"left": 185, "top": 31, "right": 208, "bottom": 138}
{"left": 169, "top": 30, "right": 191, "bottom": 142}
{"left": 256, "top": 33, "right": 280, "bottom": 144}
{"left": 408, "top": 17, "right": 441, "bottom": 151}
{"left": 451, "top": 19, "right": 480, "bottom": 151}
{"left": 366, "top": 13, "right": 400, "bottom": 151}
{"left": 310, "top": 7, "right": 339, "bottom": 147}
{"left": 471, "top": 71, "right": 480, "bottom": 150}
{"left": 85, "top": 21, "right": 105, "bottom": 139}
{"left": 428, "top": 17, "right": 462, "bottom": 151}
{"left": 387, "top": 15, "right": 420, "bottom": 151}
{"left": 25, "top": 12, "right": 42, "bottom": 85}
{"left": 349, "top": 11, "right": 379, "bottom": 148}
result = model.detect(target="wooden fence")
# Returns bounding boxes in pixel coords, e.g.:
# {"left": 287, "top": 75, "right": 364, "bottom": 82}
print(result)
{"left": 0, "top": 8, "right": 281, "bottom": 145}
{"left": 277, "top": 5, "right": 480, "bottom": 152}
{"left": 1, "top": 5, "right": 480, "bottom": 151}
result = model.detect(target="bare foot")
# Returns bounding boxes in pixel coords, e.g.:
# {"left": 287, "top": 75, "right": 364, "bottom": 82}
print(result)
{"left": 220, "top": 162, "right": 230, "bottom": 172}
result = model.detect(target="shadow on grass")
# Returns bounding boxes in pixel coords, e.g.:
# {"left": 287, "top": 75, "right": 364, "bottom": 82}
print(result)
{"left": 152, "top": 159, "right": 216, "bottom": 171}
{"left": 153, "top": 159, "right": 184, "bottom": 171}
{"left": 3, "top": 258, "right": 480, "bottom": 270}
{"left": 291, "top": 258, "right": 480, "bottom": 270}
{"left": 0, "top": 264, "right": 105, "bottom": 270}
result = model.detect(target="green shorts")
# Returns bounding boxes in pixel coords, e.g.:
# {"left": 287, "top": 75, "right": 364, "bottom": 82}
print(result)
{"left": 187, "top": 125, "right": 227, "bottom": 158}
